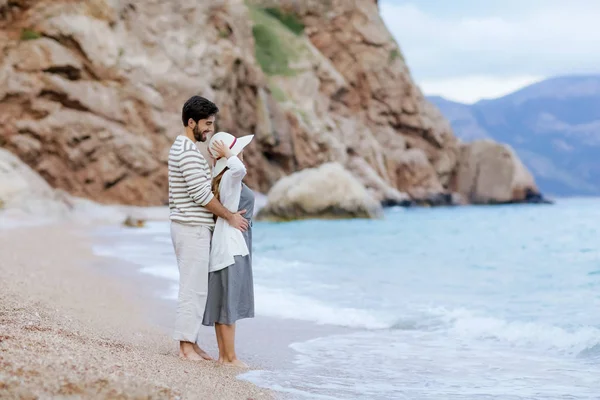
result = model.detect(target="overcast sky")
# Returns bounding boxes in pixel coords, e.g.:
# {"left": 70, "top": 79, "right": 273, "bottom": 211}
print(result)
{"left": 379, "top": 0, "right": 600, "bottom": 103}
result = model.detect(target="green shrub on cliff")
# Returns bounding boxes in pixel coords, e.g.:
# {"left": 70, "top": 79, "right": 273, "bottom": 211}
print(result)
{"left": 389, "top": 49, "right": 403, "bottom": 63}
{"left": 263, "top": 7, "right": 304, "bottom": 36}
{"left": 249, "top": 6, "right": 310, "bottom": 76}
{"left": 20, "top": 29, "right": 41, "bottom": 41}
{"left": 252, "top": 24, "right": 295, "bottom": 76}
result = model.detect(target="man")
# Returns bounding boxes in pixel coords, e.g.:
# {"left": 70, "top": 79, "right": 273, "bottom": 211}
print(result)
{"left": 168, "top": 96, "right": 248, "bottom": 361}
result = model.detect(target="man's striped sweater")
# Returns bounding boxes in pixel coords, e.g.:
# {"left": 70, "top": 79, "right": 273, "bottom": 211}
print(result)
{"left": 168, "top": 135, "right": 215, "bottom": 226}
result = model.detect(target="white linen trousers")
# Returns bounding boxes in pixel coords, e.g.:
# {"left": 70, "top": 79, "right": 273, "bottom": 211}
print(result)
{"left": 170, "top": 221, "right": 212, "bottom": 343}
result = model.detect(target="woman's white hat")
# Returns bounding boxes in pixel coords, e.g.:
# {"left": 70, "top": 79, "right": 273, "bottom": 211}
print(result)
{"left": 209, "top": 132, "right": 254, "bottom": 178}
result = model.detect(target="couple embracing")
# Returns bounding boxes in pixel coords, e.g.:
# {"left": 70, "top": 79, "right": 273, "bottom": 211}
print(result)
{"left": 168, "top": 96, "right": 255, "bottom": 367}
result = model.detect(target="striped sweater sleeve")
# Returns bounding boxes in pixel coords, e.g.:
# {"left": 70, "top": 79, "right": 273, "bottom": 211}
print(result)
{"left": 179, "top": 149, "right": 214, "bottom": 206}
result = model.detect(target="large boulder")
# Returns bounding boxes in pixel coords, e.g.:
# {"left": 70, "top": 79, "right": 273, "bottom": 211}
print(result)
{"left": 0, "top": 148, "right": 169, "bottom": 227}
{"left": 0, "top": 148, "right": 70, "bottom": 217}
{"left": 257, "top": 162, "right": 383, "bottom": 221}
{"left": 391, "top": 148, "right": 444, "bottom": 197}
{"left": 453, "top": 140, "right": 547, "bottom": 204}
{"left": 346, "top": 155, "right": 411, "bottom": 206}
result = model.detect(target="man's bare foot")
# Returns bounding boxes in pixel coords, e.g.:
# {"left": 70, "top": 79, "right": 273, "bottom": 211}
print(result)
{"left": 221, "top": 359, "right": 249, "bottom": 368}
{"left": 192, "top": 343, "right": 213, "bottom": 361}
{"left": 179, "top": 342, "right": 205, "bottom": 361}
{"left": 179, "top": 350, "right": 204, "bottom": 361}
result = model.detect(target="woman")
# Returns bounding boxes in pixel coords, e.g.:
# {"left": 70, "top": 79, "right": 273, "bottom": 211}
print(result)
{"left": 203, "top": 131, "right": 255, "bottom": 368}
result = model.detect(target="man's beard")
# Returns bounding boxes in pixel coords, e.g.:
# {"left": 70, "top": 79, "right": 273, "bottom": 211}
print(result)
{"left": 193, "top": 125, "right": 207, "bottom": 142}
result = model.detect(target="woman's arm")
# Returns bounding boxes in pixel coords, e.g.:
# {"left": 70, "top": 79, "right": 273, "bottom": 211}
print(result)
{"left": 219, "top": 157, "right": 246, "bottom": 205}
{"left": 225, "top": 156, "right": 246, "bottom": 179}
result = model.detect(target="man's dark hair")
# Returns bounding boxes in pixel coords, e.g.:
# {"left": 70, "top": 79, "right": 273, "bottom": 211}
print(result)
{"left": 181, "top": 96, "right": 219, "bottom": 127}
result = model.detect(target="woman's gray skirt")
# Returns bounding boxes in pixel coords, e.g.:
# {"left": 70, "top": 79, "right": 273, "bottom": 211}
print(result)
{"left": 202, "top": 255, "right": 255, "bottom": 326}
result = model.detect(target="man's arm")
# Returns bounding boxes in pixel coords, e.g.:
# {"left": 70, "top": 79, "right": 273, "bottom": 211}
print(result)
{"left": 179, "top": 150, "right": 214, "bottom": 206}
{"left": 204, "top": 197, "right": 248, "bottom": 231}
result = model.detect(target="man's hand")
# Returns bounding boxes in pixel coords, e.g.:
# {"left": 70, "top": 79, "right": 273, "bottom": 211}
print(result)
{"left": 228, "top": 209, "right": 249, "bottom": 231}
{"left": 205, "top": 198, "right": 248, "bottom": 231}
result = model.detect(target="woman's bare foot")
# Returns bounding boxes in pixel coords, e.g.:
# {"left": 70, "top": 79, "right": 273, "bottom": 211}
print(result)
{"left": 179, "top": 342, "right": 205, "bottom": 361}
{"left": 192, "top": 343, "right": 213, "bottom": 360}
{"left": 221, "top": 358, "right": 249, "bottom": 368}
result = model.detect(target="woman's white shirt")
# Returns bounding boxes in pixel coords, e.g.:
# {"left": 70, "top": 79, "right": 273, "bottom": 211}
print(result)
{"left": 209, "top": 156, "right": 250, "bottom": 272}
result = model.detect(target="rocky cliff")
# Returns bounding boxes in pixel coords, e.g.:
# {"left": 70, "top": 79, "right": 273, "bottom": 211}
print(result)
{"left": 0, "top": 0, "right": 543, "bottom": 211}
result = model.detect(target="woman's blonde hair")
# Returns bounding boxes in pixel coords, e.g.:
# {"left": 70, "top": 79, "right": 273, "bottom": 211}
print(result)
{"left": 212, "top": 168, "right": 227, "bottom": 220}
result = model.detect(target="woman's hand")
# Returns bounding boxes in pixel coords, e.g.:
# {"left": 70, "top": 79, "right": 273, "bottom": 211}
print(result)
{"left": 212, "top": 140, "right": 233, "bottom": 159}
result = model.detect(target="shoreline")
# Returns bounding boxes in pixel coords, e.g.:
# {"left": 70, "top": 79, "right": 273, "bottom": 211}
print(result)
{"left": 86, "top": 223, "right": 354, "bottom": 372}
{"left": 0, "top": 223, "right": 274, "bottom": 399}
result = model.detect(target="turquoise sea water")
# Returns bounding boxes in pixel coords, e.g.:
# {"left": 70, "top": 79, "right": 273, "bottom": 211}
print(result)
{"left": 94, "top": 198, "right": 600, "bottom": 399}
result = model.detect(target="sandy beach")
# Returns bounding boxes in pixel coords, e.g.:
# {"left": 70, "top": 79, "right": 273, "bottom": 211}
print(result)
{"left": 0, "top": 223, "right": 274, "bottom": 400}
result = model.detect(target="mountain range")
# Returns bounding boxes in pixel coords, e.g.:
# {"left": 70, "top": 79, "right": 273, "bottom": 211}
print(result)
{"left": 429, "top": 75, "right": 600, "bottom": 196}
